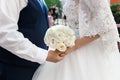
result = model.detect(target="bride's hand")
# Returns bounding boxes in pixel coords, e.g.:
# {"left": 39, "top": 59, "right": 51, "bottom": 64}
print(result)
{"left": 60, "top": 35, "right": 100, "bottom": 56}
{"left": 65, "top": 46, "right": 77, "bottom": 55}
{"left": 62, "top": 39, "right": 81, "bottom": 55}
{"left": 63, "top": 40, "right": 79, "bottom": 56}
{"left": 58, "top": 46, "right": 76, "bottom": 57}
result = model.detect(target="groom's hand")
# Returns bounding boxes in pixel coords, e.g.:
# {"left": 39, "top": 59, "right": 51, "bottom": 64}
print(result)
{"left": 46, "top": 50, "right": 65, "bottom": 63}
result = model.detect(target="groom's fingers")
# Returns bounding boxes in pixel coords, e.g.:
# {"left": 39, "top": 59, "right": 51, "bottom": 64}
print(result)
{"left": 55, "top": 49, "right": 61, "bottom": 53}
{"left": 51, "top": 54, "right": 64, "bottom": 63}
{"left": 47, "top": 50, "right": 65, "bottom": 63}
{"left": 59, "top": 53, "right": 66, "bottom": 57}
{"left": 54, "top": 49, "right": 66, "bottom": 57}
{"left": 57, "top": 55, "right": 64, "bottom": 60}
{"left": 54, "top": 49, "right": 65, "bottom": 56}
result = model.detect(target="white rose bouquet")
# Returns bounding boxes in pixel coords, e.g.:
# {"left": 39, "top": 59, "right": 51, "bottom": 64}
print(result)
{"left": 44, "top": 25, "right": 76, "bottom": 52}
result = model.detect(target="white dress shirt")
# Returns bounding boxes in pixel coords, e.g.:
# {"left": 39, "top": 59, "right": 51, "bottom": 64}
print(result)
{"left": 0, "top": 0, "right": 48, "bottom": 64}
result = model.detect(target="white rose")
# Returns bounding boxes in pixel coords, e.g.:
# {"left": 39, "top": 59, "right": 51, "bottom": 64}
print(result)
{"left": 64, "top": 40, "right": 75, "bottom": 47}
{"left": 44, "top": 25, "right": 76, "bottom": 52}
{"left": 56, "top": 42, "right": 67, "bottom": 52}
{"left": 49, "top": 38, "right": 59, "bottom": 49}
{"left": 64, "top": 35, "right": 75, "bottom": 47}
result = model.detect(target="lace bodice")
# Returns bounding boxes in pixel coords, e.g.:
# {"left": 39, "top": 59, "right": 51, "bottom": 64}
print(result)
{"left": 63, "top": 0, "right": 79, "bottom": 38}
{"left": 63, "top": 0, "right": 120, "bottom": 50}
{"left": 63, "top": 0, "right": 119, "bottom": 38}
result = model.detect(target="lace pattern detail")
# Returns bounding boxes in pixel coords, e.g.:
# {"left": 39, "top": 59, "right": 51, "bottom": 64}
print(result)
{"left": 63, "top": 0, "right": 79, "bottom": 38}
{"left": 63, "top": 0, "right": 119, "bottom": 41}
{"left": 80, "top": 0, "right": 117, "bottom": 35}
{"left": 80, "top": 0, "right": 120, "bottom": 45}
{"left": 62, "top": 0, "right": 120, "bottom": 50}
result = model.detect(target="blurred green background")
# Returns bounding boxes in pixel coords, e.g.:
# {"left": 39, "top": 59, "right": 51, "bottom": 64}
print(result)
{"left": 44, "top": 0, "right": 120, "bottom": 24}
{"left": 45, "top": 0, "right": 61, "bottom": 7}
{"left": 45, "top": 0, "right": 62, "bottom": 18}
{"left": 111, "top": 3, "right": 120, "bottom": 24}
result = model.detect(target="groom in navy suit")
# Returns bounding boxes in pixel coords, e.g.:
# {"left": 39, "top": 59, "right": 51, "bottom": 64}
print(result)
{"left": 0, "top": 0, "right": 65, "bottom": 80}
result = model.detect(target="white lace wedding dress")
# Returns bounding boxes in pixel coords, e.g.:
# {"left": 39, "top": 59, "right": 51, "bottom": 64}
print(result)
{"left": 32, "top": 0, "right": 120, "bottom": 80}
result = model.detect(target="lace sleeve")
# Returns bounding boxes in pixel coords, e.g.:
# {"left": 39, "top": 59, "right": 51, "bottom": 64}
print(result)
{"left": 79, "top": 0, "right": 120, "bottom": 43}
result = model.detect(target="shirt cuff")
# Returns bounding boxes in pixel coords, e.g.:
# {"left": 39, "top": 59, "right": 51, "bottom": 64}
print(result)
{"left": 36, "top": 48, "right": 48, "bottom": 64}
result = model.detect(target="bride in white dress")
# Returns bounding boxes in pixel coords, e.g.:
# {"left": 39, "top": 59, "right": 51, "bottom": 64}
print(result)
{"left": 32, "top": 0, "right": 120, "bottom": 80}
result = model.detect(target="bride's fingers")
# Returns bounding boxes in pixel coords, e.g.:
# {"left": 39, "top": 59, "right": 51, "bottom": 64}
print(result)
{"left": 65, "top": 47, "right": 75, "bottom": 54}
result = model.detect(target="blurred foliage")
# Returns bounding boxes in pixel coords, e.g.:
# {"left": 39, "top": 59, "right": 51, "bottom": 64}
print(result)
{"left": 45, "top": 0, "right": 61, "bottom": 8}
{"left": 45, "top": 0, "right": 62, "bottom": 18}
{"left": 111, "top": 3, "right": 120, "bottom": 24}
